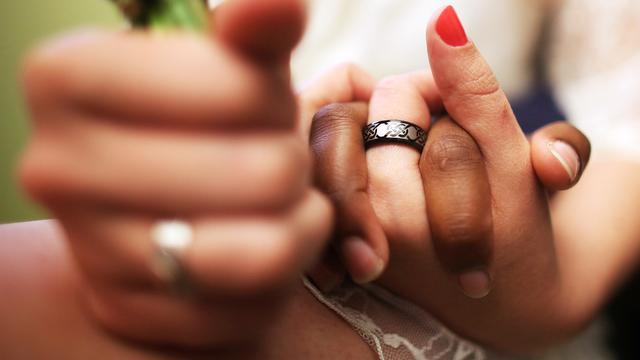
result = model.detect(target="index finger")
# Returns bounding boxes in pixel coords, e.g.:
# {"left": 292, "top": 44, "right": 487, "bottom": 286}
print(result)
{"left": 421, "top": 117, "right": 493, "bottom": 299}
{"left": 22, "top": 31, "right": 296, "bottom": 129}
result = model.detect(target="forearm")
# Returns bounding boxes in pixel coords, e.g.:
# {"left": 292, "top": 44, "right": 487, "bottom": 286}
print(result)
{"left": 551, "top": 159, "right": 640, "bottom": 329}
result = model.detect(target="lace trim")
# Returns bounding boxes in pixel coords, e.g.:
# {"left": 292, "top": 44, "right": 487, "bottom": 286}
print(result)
{"left": 303, "top": 278, "right": 487, "bottom": 360}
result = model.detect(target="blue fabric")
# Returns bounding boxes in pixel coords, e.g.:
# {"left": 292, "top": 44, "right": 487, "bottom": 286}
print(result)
{"left": 511, "top": 86, "right": 565, "bottom": 134}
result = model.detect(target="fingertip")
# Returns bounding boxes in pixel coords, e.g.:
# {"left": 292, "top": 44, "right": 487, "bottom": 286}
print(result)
{"left": 426, "top": 5, "right": 470, "bottom": 55}
{"left": 426, "top": 6, "right": 525, "bottom": 162}
{"left": 549, "top": 140, "right": 581, "bottom": 182}
{"left": 433, "top": 5, "right": 469, "bottom": 47}
{"left": 340, "top": 237, "right": 386, "bottom": 284}
{"left": 533, "top": 140, "right": 580, "bottom": 190}
{"left": 457, "top": 269, "right": 492, "bottom": 299}
{"left": 531, "top": 123, "right": 590, "bottom": 191}
{"left": 214, "top": 0, "right": 306, "bottom": 65}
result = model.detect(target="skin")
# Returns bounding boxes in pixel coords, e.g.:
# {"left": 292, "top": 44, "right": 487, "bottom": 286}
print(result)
{"left": 5, "top": 1, "right": 376, "bottom": 358}
{"left": 0, "top": 221, "right": 373, "bottom": 360}
{"left": 17, "top": 0, "right": 336, "bottom": 351}
{"left": 308, "top": 8, "right": 638, "bottom": 355}
{"left": 308, "top": 75, "right": 580, "bottom": 353}
{"left": 1, "top": 1, "right": 640, "bottom": 358}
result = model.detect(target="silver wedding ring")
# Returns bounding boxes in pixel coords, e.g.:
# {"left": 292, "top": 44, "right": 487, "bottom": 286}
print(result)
{"left": 150, "top": 220, "right": 194, "bottom": 293}
{"left": 363, "top": 119, "right": 427, "bottom": 151}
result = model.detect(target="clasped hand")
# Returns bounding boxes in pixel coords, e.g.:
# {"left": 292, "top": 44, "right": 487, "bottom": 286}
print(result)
{"left": 19, "top": 0, "right": 591, "bottom": 353}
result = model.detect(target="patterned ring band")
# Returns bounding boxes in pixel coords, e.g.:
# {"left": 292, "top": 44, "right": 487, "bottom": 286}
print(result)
{"left": 363, "top": 120, "right": 427, "bottom": 151}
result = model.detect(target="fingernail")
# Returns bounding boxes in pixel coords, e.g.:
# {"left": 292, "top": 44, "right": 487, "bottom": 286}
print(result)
{"left": 548, "top": 140, "right": 581, "bottom": 183}
{"left": 458, "top": 269, "right": 492, "bottom": 299}
{"left": 435, "top": 5, "right": 469, "bottom": 47}
{"left": 342, "top": 237, "right": 385, "bottom": 284}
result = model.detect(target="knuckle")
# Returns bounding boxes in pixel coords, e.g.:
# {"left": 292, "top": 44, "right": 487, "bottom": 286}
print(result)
{"left": 426, "top": 134, "right": 483, "bottom": 173}
{"left": 18, "top": 143, "right": 70, "bottom": 202}
{"left": 312, "top": 102, "right": 359, "bottom": 131}
{"left": 464, "top": 70, "right": 501, "bottom": 98}
{"left": 334, "top": 62, "right": 364, "bottom": 78}
{"left": 374, "top": 74, "right": 409, "bottom": 94}
{"left": 453, "top": 59, "right": 502, "bottom": 99}
{"left": 17, "top": 146, "right": 44, "bottom": 197}
{"left": 21, "top": 48, "right": 71, "bottom": 106}
{"left": 444, "top": 212, "right": 479, "bottom": 245}
{"left": 18, "top": 140, "right": 97, "bottom": 206}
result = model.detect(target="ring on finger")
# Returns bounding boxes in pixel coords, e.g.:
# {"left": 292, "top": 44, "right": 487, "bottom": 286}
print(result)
{"left": 363, "top": 119, "right": 427, "bottom": 151}
{"left": 150, "top": 219, "right": 194, "bottom": 294}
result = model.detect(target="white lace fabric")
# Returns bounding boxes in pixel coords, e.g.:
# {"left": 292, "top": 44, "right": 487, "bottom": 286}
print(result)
{"left": 303, "top": 278, "right": 489, "bottom": 360}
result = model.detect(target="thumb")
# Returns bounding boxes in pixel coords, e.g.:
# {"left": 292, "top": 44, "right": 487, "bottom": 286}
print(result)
{"left": 426, "top": 5, "right": 529, "bottom": 178}
{"left": 213, "top": 0, "right": 306, "bottom": 66}
{"left": 531, "top": 122, "right": 591, "bottom": 190}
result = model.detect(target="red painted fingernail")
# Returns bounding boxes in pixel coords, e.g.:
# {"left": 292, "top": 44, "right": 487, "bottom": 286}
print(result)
{"left": 435, "top": 5, "right": 468, "bottom": 47}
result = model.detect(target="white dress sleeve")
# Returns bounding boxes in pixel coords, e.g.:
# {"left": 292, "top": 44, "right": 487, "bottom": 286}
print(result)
{"left": 547, "top": 0, "right": 640, "bottom": 162}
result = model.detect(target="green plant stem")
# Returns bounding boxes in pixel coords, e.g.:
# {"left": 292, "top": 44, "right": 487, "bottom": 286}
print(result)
{"left": 111, "top": 0, "right": 209, "bottom": 32}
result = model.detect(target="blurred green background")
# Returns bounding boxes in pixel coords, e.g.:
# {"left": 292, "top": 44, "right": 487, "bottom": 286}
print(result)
{"left": 0, "top": 1, "right": 121, "bottom": 223}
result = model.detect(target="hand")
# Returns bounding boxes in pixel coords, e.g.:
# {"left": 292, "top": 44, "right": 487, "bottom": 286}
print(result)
{"left": 308, "top": 6, "right": 592, "bottom": 352}
{"left": 18, "top": 0, "right": 333, "bottom": 350}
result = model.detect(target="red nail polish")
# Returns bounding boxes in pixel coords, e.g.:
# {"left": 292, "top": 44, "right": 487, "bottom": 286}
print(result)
{"left": 435, "top": 5, "right": 468, "bottom": 47}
